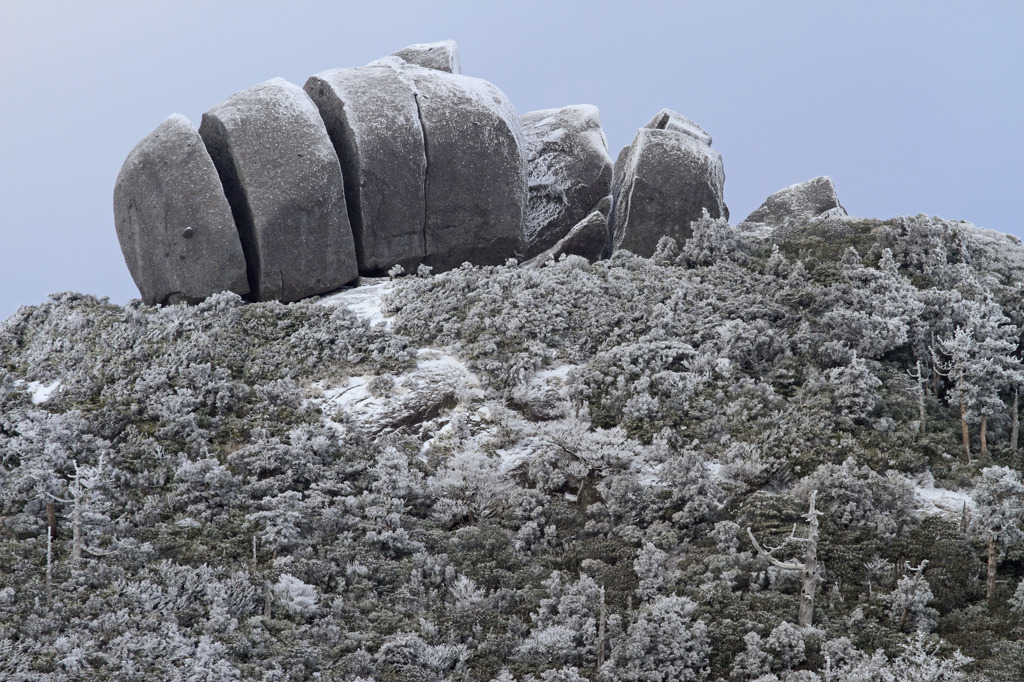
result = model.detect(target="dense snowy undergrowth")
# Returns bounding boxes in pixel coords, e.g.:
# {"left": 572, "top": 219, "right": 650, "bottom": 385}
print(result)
{"left": 4, "top": 214, "right": 1024, "bottom": 680}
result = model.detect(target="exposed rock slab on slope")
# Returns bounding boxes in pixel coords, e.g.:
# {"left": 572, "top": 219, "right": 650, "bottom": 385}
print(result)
{"left": 113, "top": 114, "right": 249, "bottom": 305}
{"left": 610, "top": 109, "right": 727, "bottom": 258}
{"left": 521, "top": 105, "right": 612, "bottom": 258}
{"left": 742, "top": 176, "right": 846, "bottom": 227}
{"left": 199, "top": 78, "right": 357, "bottom": 302}
{"left": 305, "top": 65, "right": 427, "bottom": 275}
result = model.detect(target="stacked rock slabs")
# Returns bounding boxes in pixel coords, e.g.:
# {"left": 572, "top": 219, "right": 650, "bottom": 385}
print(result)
{"left": 610, "top": 109, "right": 727, "bottom": 258}
{"left": 521, "top": 105, "right": 613, "bottom": 258}
{"left": 199, "top": 78, "right": 358, "bottom": 303}
{"left": 305, "top": 64, "right": 428, "bottom": 275}
{"left": 113, "top": 114, "right": 249, "bottom": 306}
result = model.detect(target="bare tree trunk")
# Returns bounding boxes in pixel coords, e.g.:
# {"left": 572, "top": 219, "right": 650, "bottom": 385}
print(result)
{"left": 798, "top": 493, "right": 820, "bottom": 627}
{"left": 987, "top": 533, "right": 999, "bottom": 605}
{"left": 748, "top": 491, "right": 821, "bottom": 626}
{"left": 1012, "top": 389, "right": 1019, "bottom": 452}
{"left": 980, "top": 414, "right": 988, "bottom": 459}
{"left": 264, "top": 580, "right": 273, "bottom": 619}
{"left": 46, "top": 501, "right": 57, "bottom": 540}
{"left": 596, "top": 590, "right": 606, "bottom": 672}
{"left": 961, "top": 397, "right": 971, "bottom": 462}
{"left": 46, "top": 526, "right": 53, "bottom": 601}
{"left": 71, "top": 473, "right": 83, "bottom": 563}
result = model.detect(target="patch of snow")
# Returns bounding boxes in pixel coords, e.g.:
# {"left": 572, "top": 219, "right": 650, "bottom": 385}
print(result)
{"left": 914, "top": 477, "right": 974, "bottom": 516}
{"left": 534, "top": 364, "right": 578, "bottom": 382}
{"left": 319, "top": 278, "right": 395, "bottom": 329}
{"left": 14, "top": 379, "right": 61, "bottom": 404}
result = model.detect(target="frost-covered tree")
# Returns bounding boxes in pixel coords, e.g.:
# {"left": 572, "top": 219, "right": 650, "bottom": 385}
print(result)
{"left": 602, "top": 595, "right": 709, "bottom": 682}
{"left": 969, "top": 466, "right": 1024, "bottom": 604}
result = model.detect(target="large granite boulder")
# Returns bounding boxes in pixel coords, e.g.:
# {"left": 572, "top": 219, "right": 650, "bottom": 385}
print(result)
{"left": 113, "top": 114, "right": 248, "bottom": 305}
{"left": 521, "top": 105, "right": 613, "bottom": 258}
{"left": 199, "top": 78, "right": 357, "bottom": 302}
{"left": 526, "top": 210, "right": 609, "bottom": 268}
{"left": 742, "top": 176, "right": 846, "bottom": 227}
{"left": 391, "top": 58, "right": 527, "bottom": 270}
{"left": 305, "top": 63, "right": 427, "bottom": 275}
{"left": 610, "top": 109, "right": 727, "bottom": 258}
{"left": 392, "top": 40, "right": 461, "bottom": 74}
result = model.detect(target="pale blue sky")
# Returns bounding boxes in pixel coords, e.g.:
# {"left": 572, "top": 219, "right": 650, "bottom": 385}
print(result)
{"left": 1, "top": 1, "right": 1021, "bottom": 319}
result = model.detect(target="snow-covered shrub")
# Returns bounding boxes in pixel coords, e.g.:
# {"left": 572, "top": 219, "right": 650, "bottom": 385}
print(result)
{"left": 272, "top": 573, "right": 319, "bottom": 619}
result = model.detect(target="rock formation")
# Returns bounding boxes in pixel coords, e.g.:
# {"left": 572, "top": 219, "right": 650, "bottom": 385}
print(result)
{"left": 198, "top": 78, "right": 357, "bottom": 303}
{"left": 742, "top": 176, "right": 847, "bottom": 227}
{"left": 116, "top": 42, "right": 799, "bottom": 307}
{"left": 521, "top": 105, "right": 612, "bottom": 258}
{"left": 609, "top": 109, "right": 727, "bottom": 258}
{"left": 113, "top": 114, "right": 249, "bottom": 306}
{"left": 392, "top": 40, "right": 461, "bottom": 74}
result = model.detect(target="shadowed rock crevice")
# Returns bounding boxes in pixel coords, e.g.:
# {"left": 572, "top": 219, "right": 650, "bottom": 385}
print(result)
{"left": 198, "top": 114, "right": 261, "bottom": 299}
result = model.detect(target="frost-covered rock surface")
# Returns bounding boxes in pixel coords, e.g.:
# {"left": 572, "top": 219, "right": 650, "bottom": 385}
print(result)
{"left": 610, "top": 109, "right": 728, "bottom": 258}
{"left": 113, "top": 114, "right": 249, "bottom": 305}
{"left": 742, "top": 176, "right": 847, "bottom": 227}
{"left": 6, "top": 214, "right": 1024, "bottom": 680}
{"left": 521, "top": 105, "right": 613, "bottom": 258}
{"left": 199, "top": 77, "right": 358, "bottom": 302}
{"left": 392, "top": 39, "right": 462, "bottom": 74}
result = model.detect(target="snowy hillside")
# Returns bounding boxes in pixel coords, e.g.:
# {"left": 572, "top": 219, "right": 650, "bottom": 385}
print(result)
{"left": 3, "top": 214, "right": 1024, "bottom": 680}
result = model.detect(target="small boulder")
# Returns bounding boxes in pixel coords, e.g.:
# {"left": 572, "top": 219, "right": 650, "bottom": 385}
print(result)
{"left": 527, "top": 210, "right": 608, "bottom": 268}
{"left": 521, "top": 105, "right": 613, "bottom": 257}
{"left": 305, "top": 63, "right": 427, "bottom": 274}
{"left": 393, "top": 40, "right": 462, "bottom": 74}
{"left": 391, "top": 59, "right": 527, "bottom": 270}
{"left": 113, "top": 114, "right": 248, "bottom": 305}
{"left": 742, "top": 176, "right": 847, "bottom": 227}
{"left": 610, "top": 109, "right": 727, "bottom": 258}
{"left": 199, "top": 78, "right": 357, "bottom": 302}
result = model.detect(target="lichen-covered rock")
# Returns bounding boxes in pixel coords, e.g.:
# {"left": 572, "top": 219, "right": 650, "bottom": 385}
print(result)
{"left": 392, "top": 40, "right": 462, "bottom": 74}
{"left": 610, "top": 109, "right": 727, "bottom": 258}
{"left": 742, "top": 176, "right": 847, "bottom": 227}
{"left": 392, "top": 59, "right": 527, "bottom": 270}
{"left": 113, "top": 114, "right": 248, "bottom": 305}
{"left": 521, "top": 105, "right": 612, "bottom": 257}
{"left": 199, "top": 78, "right": 357, "bottom": 302}
{"left": 527, "top": 210, "right": 608, "bottom": 268}
{"left": 305, "top": 64, "right": 427, "bottom": 275}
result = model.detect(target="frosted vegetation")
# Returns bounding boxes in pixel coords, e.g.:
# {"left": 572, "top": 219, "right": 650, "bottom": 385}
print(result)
{"left": 3, "top": 214, "right": 1024, "bottom": 679}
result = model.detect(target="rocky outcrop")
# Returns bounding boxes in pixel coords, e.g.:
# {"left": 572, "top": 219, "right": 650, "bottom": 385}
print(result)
{"left": 392, "top": 40, "right": 461, "bottom": 74}
{"left": 113, "top": 114, "right": 248, "bottom": 305}
{"left": 114, "top": 43, "right": 770, "bottom": 307}
{"left": 305, "top": 64, "right": 427, "bottom": 275}
{"left": 521, "top": 105, "right": 612, "bottom": 258}
{"left": 610, "top": 109, "right": 727, "bottom": 258}
{"left": 742, "top": 176, "right": 846, "bottom": 227}
{"left": 526, "top": 210, "right": 608, "bottom": 268}
{"left": 199, "top": 78, "right": 358, "bottom": 303}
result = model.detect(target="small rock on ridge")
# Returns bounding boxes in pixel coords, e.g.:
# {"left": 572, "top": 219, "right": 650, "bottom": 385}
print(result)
{"left": 527, "top": 210, "right": 608, "bottom": 268}
{"left": 610, "top": 109, "right": 727, "bottom": 258}
{"left": 392, "top": 40, "right": 462, "bottom": 74}
{"left": 113, "top": 114, "right": 249, "bottom": 306}
{"left": 521, "top": 105, "right": 613, "bottom": 258}
{"left": 742, "top": 176, "right": 847, "bottom": 227}
{"left": 199, "top": 78, "right": 358, "bottom": 302}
